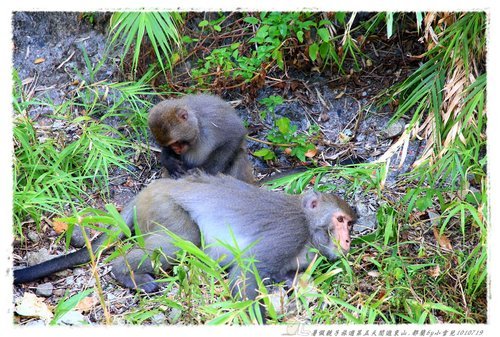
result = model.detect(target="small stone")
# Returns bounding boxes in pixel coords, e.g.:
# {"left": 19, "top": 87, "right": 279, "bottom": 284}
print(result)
{"left": 26, "top": 248, "right": 53, "bottom": 266}
{"left": 379, "top": 119, "right": 406, "bottom": 139}
{"left": 36, "top": 282, "right": 54, "bottom": 297}
{"left": 168, "top": 308, "right": 182, "bottom": 323}
{"left": 25, "top": 320, "right": 46, "bottom": 327}
{"left": 268, "top": 287, "right": 289, "bottom": 316}
{"left": 57, "top": 310, "right": 87, "bottom": 326}
{"left": 53, "top": 288, "right": 65, "bottom": 297}
{"left": 65, "top": 276, "right": 75, "bottom": 286}
{"left": 27, "top": 231, "right": 40, "bottom": 243}
{"left": 151, "top": 312, "right": 167, "bottom": 325}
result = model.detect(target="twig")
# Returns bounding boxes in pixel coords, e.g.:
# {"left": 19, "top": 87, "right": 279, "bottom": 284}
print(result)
{"left": 56, "top": 50, "right": 75, "bottom": 70}
{"left": 246, "top": 135, "right": 296, "bottom": 148}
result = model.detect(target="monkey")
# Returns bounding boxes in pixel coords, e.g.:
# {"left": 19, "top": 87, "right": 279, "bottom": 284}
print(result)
{"left": 148, "top": 94, "right": 254, "bottom": 183}
{"left": 14, "top": 173, "right": 356, "bottom": 319}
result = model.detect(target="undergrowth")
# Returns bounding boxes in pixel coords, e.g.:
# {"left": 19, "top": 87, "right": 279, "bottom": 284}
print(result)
{"left": 12, "top": 11, "right": 487, "bottom": 325}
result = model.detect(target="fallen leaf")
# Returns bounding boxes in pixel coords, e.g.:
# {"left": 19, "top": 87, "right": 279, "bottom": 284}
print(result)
{"left": 428, "top": 265, "right": 441, "bottom": 277}
{"left": 75, "top": 296, "right": 98, "bottom": 313}
{"left": 432, "top": 227, "right": 453, "bottom": 251}
{"left": 335, "top": 91, "right": 345, "bottom": 99}
{"left": 15, "top": 292, "right": 53, "bottom": 323}
{"left": 284, "top": 147, "right": 292, "bottom": 155}
{"left": 34, "top": 58, "right": 45, "bottom": 64}
{"left": 367, "top": 270, "right": 380, "bottom": 278}
{"left": 305, "top": 147, "right": 317, "bottom": 158}
{"left": 52, "top": 220, "right": 68, "bottom": 234}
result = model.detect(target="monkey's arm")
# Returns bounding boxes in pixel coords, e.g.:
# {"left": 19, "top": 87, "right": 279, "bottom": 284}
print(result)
{"left": 160, "top": 146, "right": 188, "bottom": 178}
{"left": 199, "top": 140, "right": 243, "bottom": 175}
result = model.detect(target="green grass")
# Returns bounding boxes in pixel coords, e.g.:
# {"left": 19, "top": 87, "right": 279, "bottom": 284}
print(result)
{"left": 12, "top": 64, "right": 158, "bottom": 236}
{"left": 109, "top": 12, "right": 183, "bottom": 77}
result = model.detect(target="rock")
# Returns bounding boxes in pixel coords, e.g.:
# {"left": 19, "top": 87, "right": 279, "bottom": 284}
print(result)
{"left": 57, "top": 310, "right": 88, "bottom": 326}
{"left": 379, "top": 119, "right": 406, "bottom": 139}
{"left": 27, "top": 231, "right": 40, "bottom": 243}
{"left": 151, "top": 312, "right": 167, "bottom": 325}
{"left": 353, "top": 214, "right": 377, "bottom": 234}
{"left": 25, "top": 320, "right": 46, "bottom": 326}
{"left": 168, "top": 308, "right": 182, "bottom": 323}
{"left": 268, "top": 287, "right": 289, "bottom": 316}
{"left": 53, "top": 288, "right": 65, "bottom": 297}
{"left": 26, "top": 248, "right": 54, "bottom": 266}
{"left": 70, "top": 227, "right": 91, "bottom": 248}
{"left": 35, "top": 282, "right": 54, "bottom": 297}
{"left": 65, "top": 276, "right": 75, "bottom": 287}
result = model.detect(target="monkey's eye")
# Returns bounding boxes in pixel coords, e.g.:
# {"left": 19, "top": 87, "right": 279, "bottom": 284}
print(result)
{"left": 337, "top": 215, "right": 345, "bottom": 223}
{"left": 347, "top": 220, "right": 354, "bottom": 230}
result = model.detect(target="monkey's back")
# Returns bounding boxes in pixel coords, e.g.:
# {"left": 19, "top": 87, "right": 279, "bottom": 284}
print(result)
{"left": 166, "top": 174, "right": 311, "bottom": 274}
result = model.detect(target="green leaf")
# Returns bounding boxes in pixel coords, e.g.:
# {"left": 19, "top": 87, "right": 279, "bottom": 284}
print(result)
{"left": 319, "top": 42, "right": 330, "bottom": 59}
{"left": 317, "top": 28, "right": 330, "bottom": 42}
{"left": 253, "top": 148, "right": 276, "bottom": 160}
{"left": 199, "top": 20, "right": 209, "bottom": 27}
{"left": 50, "top": 289, "right": 94, "bottom": 325}
{"left": 386, "top": 12, "right": 394, "bottom": 38}
{"left": 243, "top": 17, "right": 259, "bottom": 25}
{"left": 297, "top": 30, "right": 304, "bottom": 43}
{"left": 415, "top": 196, "right": 433, "bottom": 211}
{"left": 309, "top": 42, "right": 319, "bottom": 61}
{"left": 213, "top": 25, "right": 222, "bottom": 32}
{"left": 335, "top": 12, "right": 346, "bottom": 24}
{"left": 279, "top": 23, "right": 288, "bottom": 37}
{"left": 276, "top": 117, "right": 290, "bottom": 134}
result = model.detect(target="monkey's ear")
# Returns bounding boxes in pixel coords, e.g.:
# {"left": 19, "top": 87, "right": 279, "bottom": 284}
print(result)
{"left": 302, "top": 191, "right": 321, "bottom": 210}
{"left": 177, "top": 108, "right": 189, "bottom": 121}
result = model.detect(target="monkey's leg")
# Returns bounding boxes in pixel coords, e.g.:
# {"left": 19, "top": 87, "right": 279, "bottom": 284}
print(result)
{"left": 110, "top": 234, "right": 179, "bottom": 293}
{"left": 226, "top": 147, "right": 254, "bottom": 183}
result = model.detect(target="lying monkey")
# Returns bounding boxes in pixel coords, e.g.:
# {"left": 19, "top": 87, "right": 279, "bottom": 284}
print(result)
{"left": 14, "top": 173, "right": 356, "bottom": 315}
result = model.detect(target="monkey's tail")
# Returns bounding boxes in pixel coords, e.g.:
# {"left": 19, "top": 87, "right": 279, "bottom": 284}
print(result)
{"left": 13, "top": 234, "right": 108, "bottom": 284}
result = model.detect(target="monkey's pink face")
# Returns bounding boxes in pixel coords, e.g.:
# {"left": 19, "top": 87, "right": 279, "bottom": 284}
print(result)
{"left": 168, "top": 140, "right": 190, "bottom": 155}
{"left": 331, "top": 212, "right": 354, "bottom": 254}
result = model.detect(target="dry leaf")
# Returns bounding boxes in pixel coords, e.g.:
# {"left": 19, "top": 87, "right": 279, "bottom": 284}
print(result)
{"left": 284, "top": 148, "right": 292, "bottom": 155}
{"left": 34, "top": 58, "right": 45, "bottom": 64}
{"left": 367, "top": 271, "right": 380, "bottom": 278}
{"left": 15, "top": 292, "right": 53, "bottom": 323}
{"left": 75, "top": 296, "right": 98, "bottom": 313}
{"left": 428, "top": 265, "right": 441, "bottom": 278}
{"left": 52, "top": 220, "right": 68, "bottom": 234}
{"left": 432, "top": 227, "right": 453, "bottom": 251}
{"left": 335, "top": 91, "right": 345, "bottom": 99}
{"left": 305, "top": 147, "right": 317, "bottom": 158}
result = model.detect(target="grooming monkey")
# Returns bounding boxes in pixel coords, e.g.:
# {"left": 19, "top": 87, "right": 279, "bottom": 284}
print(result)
{"left": 148, "top": 94, "right": 254, "bottom": 183}
{"left": 14, "top": 173, "right": 356, "bottom": 303}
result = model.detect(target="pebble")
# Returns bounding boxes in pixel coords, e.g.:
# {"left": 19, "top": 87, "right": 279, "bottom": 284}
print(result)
{"left": 380, "top": 119, "right": 406, "bottom": 139}
{"left": 57, "top": 310, "right": 87, "bottom": 326}
{"left": 27, "top": 231, "right": 40, "bottom": 243}
{"left": 151, "top": 312, "right": 167, "bottom": 325}
{"left": 26, "top": 248, "right": 53, "bottom": 266}
{"left": 35, "top": 282, "right": 54, "bottom": 297}
{"left": 168, "top": 308, "right": 182, "bottom": 323}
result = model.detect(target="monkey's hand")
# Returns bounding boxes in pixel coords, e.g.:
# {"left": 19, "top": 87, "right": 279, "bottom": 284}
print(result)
{"left": 160, "top": 147, "right": 188, "bottom": 178}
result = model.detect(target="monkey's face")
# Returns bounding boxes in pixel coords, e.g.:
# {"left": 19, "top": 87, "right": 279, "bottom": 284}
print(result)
{"left": 149, "top": 105, "right": 199, "bottom": 155}
{"left": 303, "top": 192, "right": 356, "bottom": 260}
{"left": 168, "top": 140, "right": 190, "bottom": 155}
